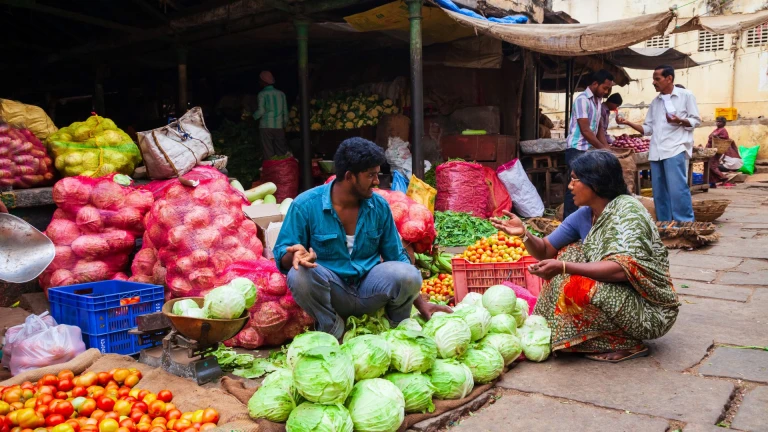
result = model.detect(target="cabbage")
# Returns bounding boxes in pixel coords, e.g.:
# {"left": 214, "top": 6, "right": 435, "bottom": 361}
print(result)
{"left": 287, "top": 331, "right": 339, "bottom": 369}
{"left": 248, "top": 370, "right": 299, "bottom": 422}
{"left": 226, "top": 277, "right": 258, "bottom": 308}
{"left": 264, "top": 368, "right": 303, "bottom": 404}
{"left": 172, "top": 299, "right": 200, "bottom": 316}
{"left": 182, "top": 308, "right": 207, "bottom": 319}
{"left": 397, "top": 318, "right": 422, "bottom": 332}
{"left": 384, "top": 373, "right": 435, "bottom": 414}
{"left": 422, "top": 314, "right": 471, "bottom": 359}
{"left": 510, "top": 298, "right": 529, "bottom": 327}
{"left": 520, "top": 327, "right": 552, "bottom": 362}
{"left": 410, "top": 307, "right": 426, "bottom": 327}
{"left": 460, "top": 345, "right": 504, "bottom": 384}
{"left": 345, "top": 379, "right": 405, "bottom": 432}
{"left": 452, "top": 305, "right": 492, "bottom": 341}
{"left": 488, "top": 314, "right": 517, "bottom": 335}
{"left": 286, "top": 403, "right": 354, "bottom": 432}
{"left": 479, "top": 333, "right": 522, "bottom": 366}
{"left": 429, "top": 359, "right": 474, "bottom": 400}
{"left": 522, "top": 315, "right": 549, "bottom": 332}
{"left": 293, "top": 346, "right": 354, "bottom": 405}
{"left": 458, "top": 292, "right": 483, "bottom": 308}
{"left": 481, "top": 285, "right": 517, "bottom": 316}
{"left": 383, "top": 330, "right": 437, "bottom": 373}
{"left": 203, "top": 285, "right": 246, "bottom": 319}
{"left": 340, "top": 335, "right": 391, "bottom": 381}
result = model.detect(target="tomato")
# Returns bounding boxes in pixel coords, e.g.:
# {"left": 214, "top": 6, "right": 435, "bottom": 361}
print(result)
{"left": 140, "top": 394, "right": 155, "bottom": 405}
{"left": 179, "top": 412, "right": 192, "bottom": 422}
{"left": 51, "top": 423, "right": 76, "bottom": 432}
{"left": 136, "top": 392, "right": 148, "bottom": 403}
{"left": 116, "top": 388, "right": 130, "bottom": 399}
{"left": 20, "top": 389, "right": 33, "bottom": 402}
{"left": 78, "top": 374, "right": 97, "bottom": 389}
{"left": 137, "top": 416, "right": 150, "bottom": 426}
{"left": 190, "top": 410, "right": 204, "bottom": 424}
{"left": 171, "top": 420, "right": 190, "bottom": 430}
{"left": 129, "top": 411, "right": 143, "bottom": 424}
{"left": 0, "top": 402, "right": 9, "bottom": 416}
{"left": 112, "top": 401, "right": 131, "bottom": 418}
{"left": 96, "top": 397, "right": 114, "bottom": 413}
{"left": 154, "top": 392, "right": 171, "bottom": 404}
{"left": 111, "top": 370, "right": 129, "bottom": 385}
{"left": 122, "top": 376, "right": 138, "bottom": 390}
{"left": 118, "top": 419, "right": 134, "bottom": 430}
{"left": 3, "top": 389, "right": 21, "bottom": 404}
{"left": 65, "top": 419, "right": 80, "bottom": 432}
{"left": 200, "top": 409, "right": 218, "bottom": 425}
{"left": 130, "top": 402, "right": 147, "bottom": 414}
{"left": 77, "top": 399, "right": 96, "bottom": 418}
{"left": 147, "top": 401, "right": 165, "bottom": 418}
{"left": 52, "top": 401, "right": 73, "bottom": 419}
{"left": 103, "top": 413, "right": 119, "bottom": 422}
{"left": 134, "top": 425, "right": 150, "bottom": 432}
{"left": 15, "top": 409, "right": 41, "bottom": 429}
{"left": 55, "top": 379, "right": 73, "bottom": 393}
{"left": 45, "top": 414, "right": 66, "bottom": 427}
{"left": 163, "top": 410, "right": 180, "bottom": 422}
{"left": 98, "top": 419, "right": 118, "bottom": 432}
{"left": 39, "top": 376, "right": 59, "bottom": 388}
{"left": 179, "top": 428, "right": 196, "bottom": 432}
{"left": 70, "top": 387, "right": 86, "bottom": 399}
{"left": 90, "top": 411, "right": 105, "bottom": 422}
{"left": 116, "top": 428, "right": 131, "bottom": 432}
{"left": 149, "top": 418, "right": 165, "bottom": 427}
{"left": 199, "top": 423, "right": 217, "bottom": 431}
{"left": 148, "top": 427, "right": 165, "bottom": 432}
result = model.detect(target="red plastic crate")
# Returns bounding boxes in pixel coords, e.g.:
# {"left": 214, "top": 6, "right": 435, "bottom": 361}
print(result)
{"left": 452, "top": 256, "right": 543, "bottom": 303}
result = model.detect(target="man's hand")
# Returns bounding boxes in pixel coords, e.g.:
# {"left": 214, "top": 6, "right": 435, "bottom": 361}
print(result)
{"left": 418, "top": 301, "right": 453, "bottom": 321}
{"left": 528, "top": 259, "right": 565, "bottom": 280}
{"left": 666, "top": 114, "right": 681, "bottom": 125}
{"left": 616, "top": 115, "right": 629, "bottom": 125}
{"left": 287, "top": 244, "right": 317, "bottom": 270}
{"left": 490, "top": 211, "right": 526, "bottom": 237}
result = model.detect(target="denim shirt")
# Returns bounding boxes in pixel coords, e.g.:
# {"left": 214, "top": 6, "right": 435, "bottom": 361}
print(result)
{"left": 273, "top": 182, "right": 410, "bottom": 282}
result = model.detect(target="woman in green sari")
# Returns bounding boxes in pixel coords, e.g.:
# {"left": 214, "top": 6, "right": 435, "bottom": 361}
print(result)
{"left": 492, "top": 151, "right": 679, "bottom": 362}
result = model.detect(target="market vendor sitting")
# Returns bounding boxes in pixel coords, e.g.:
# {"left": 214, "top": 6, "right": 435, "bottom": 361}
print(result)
{"left": 274, "top": 137, "right": 451, "bottom": 340}
{"left": 705, "top": 116, "right": 742, "bottom": 187}
{"left": 492, "top": 150, "right": 679, "bottom": 363}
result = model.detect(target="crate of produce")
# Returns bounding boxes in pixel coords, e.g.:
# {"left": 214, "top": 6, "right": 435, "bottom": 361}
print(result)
{"left": 715, "top": 107, "right": 737, "bottom": 121}
{"left": 81, "top": 329, "right": 155, "bottom": 356}
{"left": 452, "top": 256, "right": 543, "bottom": 303}
{"left": 48, "top": 280, "right": 164, "bottom": 335}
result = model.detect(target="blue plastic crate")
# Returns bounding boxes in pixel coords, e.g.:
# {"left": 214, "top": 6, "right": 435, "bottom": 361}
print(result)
{"left": 693, "top": 172, "right": 704, "bottom": 185}
{"left": 82, "top": 329, "right": 154, "bottom": 356}
{"left": 49, "top": 280, "right": 164, "bottom": 336}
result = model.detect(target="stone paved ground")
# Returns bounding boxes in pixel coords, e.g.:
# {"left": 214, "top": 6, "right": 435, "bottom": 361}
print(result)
{"left": 442, "top": 185, "right": 768, "bottom": 432}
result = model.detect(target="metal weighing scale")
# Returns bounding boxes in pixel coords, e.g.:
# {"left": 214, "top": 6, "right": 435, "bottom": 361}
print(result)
{"left": 130, "top": 297, "right": 249, "bottom": 385}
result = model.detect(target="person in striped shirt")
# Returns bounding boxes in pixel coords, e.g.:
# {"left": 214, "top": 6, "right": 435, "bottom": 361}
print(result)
{"left": 253, "top": 71, "right": 289, "bottom": 159}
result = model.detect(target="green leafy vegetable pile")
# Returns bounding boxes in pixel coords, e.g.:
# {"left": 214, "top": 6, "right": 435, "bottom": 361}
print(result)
{"left": 211, "top": 119, "right": 263, "bottom": 186}
{"left": 434, "top": 211, "right": 499, "bottom": 247}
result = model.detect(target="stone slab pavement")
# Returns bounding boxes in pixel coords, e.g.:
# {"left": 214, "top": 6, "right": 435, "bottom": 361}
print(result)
{"left": 731, "top": 386, "right": 768, "bottom": 431}
{"left": 674, "top": 281, "right": 752, "bottom": 302}
{"left": 699, "top": 347, "right": 768, "bottom": 384}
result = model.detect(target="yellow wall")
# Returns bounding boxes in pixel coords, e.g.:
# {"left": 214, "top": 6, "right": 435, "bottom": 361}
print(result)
{"left": 542, "top": 0, "right": 768, "bottom": 158}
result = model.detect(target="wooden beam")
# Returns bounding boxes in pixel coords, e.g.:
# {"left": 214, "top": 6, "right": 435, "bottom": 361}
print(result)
{"left": 0, "top": 0, "right": 146, "bottom": 33}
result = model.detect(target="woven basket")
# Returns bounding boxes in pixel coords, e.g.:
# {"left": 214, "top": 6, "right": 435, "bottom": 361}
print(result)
{"left": 712, "top": 137, "right": 733, "bottom": 155}
{"left": 693, "top": 147, "right": 717, "bottom": 159}
{"left": 197, "top": 154, "right": 228, "bottom": 170}
{"left": 693, "top": 199, "right": 731, "bottom": 222}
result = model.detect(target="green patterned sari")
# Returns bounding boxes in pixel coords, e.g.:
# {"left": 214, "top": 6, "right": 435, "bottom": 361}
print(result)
{"left": 534, "top": 195, "right": 680, "bottom": 352}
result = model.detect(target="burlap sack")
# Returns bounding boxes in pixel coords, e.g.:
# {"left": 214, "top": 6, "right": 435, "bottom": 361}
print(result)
{"left": 0, "top": 349, "right": 102, "bottom": 386}
{"left": 609, "top": 147, "right": 637, "bottom": 194}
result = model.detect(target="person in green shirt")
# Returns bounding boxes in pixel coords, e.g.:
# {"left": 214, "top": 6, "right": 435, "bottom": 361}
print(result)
{"left": 253, "top": 71, "right": 289, "bottom": 159}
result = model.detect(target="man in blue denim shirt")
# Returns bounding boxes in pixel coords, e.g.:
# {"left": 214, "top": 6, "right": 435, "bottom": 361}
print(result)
{"left": 274, "top": 138, "right": 450, "bottom": 339}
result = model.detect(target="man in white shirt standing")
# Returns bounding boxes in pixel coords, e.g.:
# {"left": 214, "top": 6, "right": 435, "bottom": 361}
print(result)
{"left": 617, "top": 65, "right": 701, "bottom": 222}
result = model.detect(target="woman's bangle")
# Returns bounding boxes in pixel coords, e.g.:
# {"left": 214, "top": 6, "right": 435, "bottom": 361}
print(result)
{"left": 520, "top": 223, "right": 529, "bottom": 243}
{"left": 562, "top": 261, "right": 567, "bottom": 276}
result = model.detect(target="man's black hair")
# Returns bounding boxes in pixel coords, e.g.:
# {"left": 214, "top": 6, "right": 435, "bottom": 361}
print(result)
{"left": 570, "top": 150, "right": 629, "bottom": 200}
{"left": 716, "top": 116, "right": 727, "bottom": 124}
{"left": 655, "top": 65, "right": 675, "bottom": 80}
{"left": 675, "top": 84, "right": 686, "bottom": 89}
{"left": 606, "top": 93, "right": 623, "bottom": 105}
{"left": 334, "top": 137, "right": 386, "bottom": 179}
{"left": 591, "top": 69, "right": 614, "bottom": 86}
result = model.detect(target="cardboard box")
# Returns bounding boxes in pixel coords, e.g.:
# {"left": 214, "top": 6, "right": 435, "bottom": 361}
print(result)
{"left": 242, "top": 204, "right": 284, "bottom": 260}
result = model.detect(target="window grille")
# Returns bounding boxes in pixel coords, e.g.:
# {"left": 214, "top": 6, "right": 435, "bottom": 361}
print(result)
{"left": 698, "top": 31, "right": 725, "bottom": 52}
{"left": 746, "top": 24, "right": 768, "bottom": 47}
{"left": 645, "top": 35, "right": 670, "bottom": 49}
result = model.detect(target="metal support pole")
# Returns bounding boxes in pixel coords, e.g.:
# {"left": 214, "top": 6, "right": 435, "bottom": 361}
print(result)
{"left": 407, "top": 0, "right": 425, "bottom": 179}
{"left": 296, "top": 20, "right": 313, "bottom": 190}
{"left": 564, "top": 59, "right": 574, "bottom": 137}
{"left": 521, "top": 51, "right": 538, "bottom": 141}
{"left": 177, "top": 47, "right": 188, "bottom": 116}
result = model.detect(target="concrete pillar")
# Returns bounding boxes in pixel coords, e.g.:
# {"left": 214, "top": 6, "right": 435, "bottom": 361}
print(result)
{"left": 407, "top": 0, "right": 425, "bottom": 179}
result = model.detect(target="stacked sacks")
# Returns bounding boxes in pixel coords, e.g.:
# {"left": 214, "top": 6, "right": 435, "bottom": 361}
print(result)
{"left": 373, "top": 189, "right": 436, "bottom": 253}
{"left": 0, "top": 124, "right": 55, "bottom": 188}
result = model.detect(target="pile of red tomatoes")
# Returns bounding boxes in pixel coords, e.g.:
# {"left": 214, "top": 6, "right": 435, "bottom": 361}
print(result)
{"left": 0, "top": 368, "right": 220, "bottom": 432}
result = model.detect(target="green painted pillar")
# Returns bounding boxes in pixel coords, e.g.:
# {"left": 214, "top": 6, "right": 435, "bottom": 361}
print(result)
{"left": 407, "top": 0, "right": 424, "bottom": 179}
{"left": 296, "top": 20, "right": 313, "bottom": 190}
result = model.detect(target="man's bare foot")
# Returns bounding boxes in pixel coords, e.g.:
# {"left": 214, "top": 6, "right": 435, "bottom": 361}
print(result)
{"left": 584, "top": 346, "right": 649, "bottom": 363}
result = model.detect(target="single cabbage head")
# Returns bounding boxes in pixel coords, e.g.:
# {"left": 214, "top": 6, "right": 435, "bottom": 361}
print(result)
{"left": 286, "top": 403, "right": 354, "bottom": 432}
{"left": 458, "top": 292, "right": 483, "bottom": 308}
{"left": 488, "top": 314, "right": 517, "bottom": 335}
{"left": 203, "top": 285, "right": 246, "bottom": 319}
{"left": 460, "top": 345, "right": 504, "bottom": 384}
{"left": 226, "top": 277, "right": 257, "bottom": 308}
{"left": 264, "top": 368, "right": 303, "bottom": 403}
{"left": 479, "top": 333, "right": 523, "bottom": 366}
{"left": 172, "top": 299, "right": 200, "bottom": 316}
{"left": 293, "top": 346, "right": 354, "bottom": 405}
{"left": 397, "top": 318, "right": 422, "bottom": 332}
{"left": 383, "top": 329, "right": 437, "bottom": 373}
{"left": 429, "top": 359, "right": 474, "bottom": 400}
{"left": 482, "top": 285, "right": 517, "bottom": 316}
{"left": 422, "top": 314, "right": 471, "bottom": 359}
{"left": 522, "top": 315, "right": 549, "bottom": 332}
{"left": 510, "top": 300, "right": 529, "bottom": 328}
{"left": 521, "top": 327, "right": 552, "bottom": 362}
{"left": 384, "top": 372, "right": 435, "bottom": 414}
{"left": 452, "top": 305, "right": 492, "bottom": 341}
{"left": 345, "top": 379, "right": 405, "bottom": 432}
{"left": 340, "top": 335, "right": 391, "bottom": 381}
{"left": 410, "top": 307, "right": 426, "bottom": 327}
{"left": 287, "top": 331, "right": 339, "bottom": 369}
{"left": 247, "top": 371, "right": 298, "bottom": 422}
{"left": 182, "top": 308, "right": 207, "bottom": 319}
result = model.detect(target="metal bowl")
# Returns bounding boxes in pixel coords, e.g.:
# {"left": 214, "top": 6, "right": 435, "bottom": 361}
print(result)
{"left": 0, "top": 213, "right": 55, "bottom": 283}
{"left": 162, "top": 297, "right": 249, "bottom": 346}
{"left": 318, "top": 160, "right": 335, "bottom": 174}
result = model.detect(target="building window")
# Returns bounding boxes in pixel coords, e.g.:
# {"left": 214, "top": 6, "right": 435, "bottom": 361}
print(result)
{"left": 698, "top": 31, "right": 725, "bottom": 52}
{"left": 746, "top": 24, "right": 768, "bottom": 47}
{"left": 645, "top": 35, "right": 671, "bottom": 49}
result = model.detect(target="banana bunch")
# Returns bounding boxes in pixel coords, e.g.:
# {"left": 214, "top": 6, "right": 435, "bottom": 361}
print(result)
{"left": 415, "top": 251, "right": 453, "bottom": 278}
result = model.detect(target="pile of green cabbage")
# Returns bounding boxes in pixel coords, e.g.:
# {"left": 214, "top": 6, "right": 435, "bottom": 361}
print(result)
{"left": 519, "top": 315, "right": 552, "bottom": 362}
{"left": 171, "top": 277, "right": 257, "bottom": 319}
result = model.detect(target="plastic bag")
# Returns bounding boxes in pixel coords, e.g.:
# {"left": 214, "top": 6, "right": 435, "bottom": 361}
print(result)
{"left": 392, "top": 171, "right": 410, "bottom": 193}
{"left": 435, "top": 160, "right": 488, "bottom": 218}
{"left": 497, "top": 159, "right": 544, "bottom": 218}
{"left": 219, "top": 260, "right": 314, "bottom": 349}
{"left": 0, "top": 124, "right": 55, "bottom": 189}
{"left": 738, "top": 145, "right": 759, "bottom": 175}
{"left": 47, "top": 115, "right": 142, "bottom": 178}
{"left": 483, "top": 166, "right": 512, "bottom": 217}
{"left": 9, "top": 313, "right": 86, "bottom": 376}
{"left": 39, "top": 175, "right": 154, "bottom": 293}
{"left": 260, "top": 157, "right": 299, "bottom": 203}
{"left": 374, "top": 189, "right": 436, "bottom": 253}
{"left": 502, "top": 282, "right": 537, "bottom": 313}
{"left": 0, "top": 99, "right": 58, "bottom": 141}
{"left": 385, "top": 137, "right": 412, "bottom": 177}
{"left": 2, "top": 313, "right": 57, "bottom": 369}
{"left": 406, "top": 175, "right": 437, "bottom": 212}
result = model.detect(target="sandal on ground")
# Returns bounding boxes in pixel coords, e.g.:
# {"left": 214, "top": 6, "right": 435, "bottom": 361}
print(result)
{"left": 584, "top": 347, "right": 650, "bottom": 363}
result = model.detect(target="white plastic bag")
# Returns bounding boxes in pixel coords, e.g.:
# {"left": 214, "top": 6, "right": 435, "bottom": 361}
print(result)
{"left": 9, "top": 313, "right": 86, "bottom": 376}
{"left": 2, "top": 312, "right": 57, "bottom": 369}
{"left": 496, "top": 159, "right": 545, "bottom": 218}
{"left": 385, "top": 137, "right": 431, "bottom": 178}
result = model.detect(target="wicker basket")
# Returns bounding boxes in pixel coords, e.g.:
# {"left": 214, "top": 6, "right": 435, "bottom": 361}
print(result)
{"left": 712, "top": 137, "right": 733, "bottom": 155}
{"left": 197, "top": 155, "right": 228, "bottom": 170}
{"left": 693, "top": 199, "right": 731, "bottom": 222}
{"left": 693, "top": 147, "right": 717, "bottom": 159}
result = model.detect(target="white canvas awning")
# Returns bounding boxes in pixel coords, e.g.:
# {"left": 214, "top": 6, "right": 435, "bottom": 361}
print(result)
{"left": 673, "top": 10, "right": 768, "bottom": 35}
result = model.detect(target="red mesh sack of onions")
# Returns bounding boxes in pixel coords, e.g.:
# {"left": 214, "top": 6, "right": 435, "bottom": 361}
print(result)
{"left": 129, "top": 167, "right": 264, "bottom": 299}
{"left": 435, "top": 160, "right": 488, "bottom": 218}
{"left": 374, "top": 189, "right": 436, "bottom": 253}
{"left": 218, "top": 260, "right": 313, "bottom": 349}
{"left": 0, "top": 124, "right": 55, "bottom": 189}
{"left": 39, "top": 174, "right": 154, "bottom": 293}
{"left": 260, "top": 157, "right": 299, "bottom": 203}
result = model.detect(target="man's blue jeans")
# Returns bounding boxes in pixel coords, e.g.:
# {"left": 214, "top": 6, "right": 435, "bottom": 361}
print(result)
{"left": 651, "top": 151, "right": 694, "bottom": 222}
{"left": 287, "top": 262, "right": 422, "bottom": 339}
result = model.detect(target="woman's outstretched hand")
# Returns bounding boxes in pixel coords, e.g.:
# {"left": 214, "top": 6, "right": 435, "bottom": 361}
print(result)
{"left": 490, "top": 210, "right": 525, "bottom": 237}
